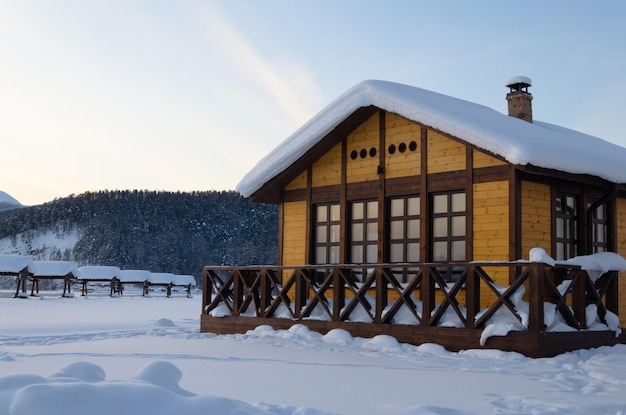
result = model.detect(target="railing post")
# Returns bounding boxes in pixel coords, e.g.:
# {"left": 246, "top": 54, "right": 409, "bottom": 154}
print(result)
{"left": 292, "top": 269, "right": 302, "bottom": 319}
{"left": 604, "top": 271, "right": 619, "bottom": 315}
{"left": 332, "top": 268, "right": 345, "bottom": 321}
{"left": 232, "top": 270, "right": 243, "bottom": 315}
{"left": 465, "top": 265, "right": 479, "bottom": 328}
{"left": 421, "top": 265, "right": 433, "bottom": 326}
{"left": 375, "top": 267, "right": 386, "bottom": 323}
{"left": 259, "top": 269, "right": 271, "bottom": 317}
{"left": 572, "top": 268, "right": 587, "bottom": 329}
{"left": 528, "top": 263, "right": 545, "bottom": 332}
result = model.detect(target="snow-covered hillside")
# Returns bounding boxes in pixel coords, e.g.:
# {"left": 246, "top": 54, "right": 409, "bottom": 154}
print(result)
{"left": 0, "top": 190, "right": 22, "bottom": 212}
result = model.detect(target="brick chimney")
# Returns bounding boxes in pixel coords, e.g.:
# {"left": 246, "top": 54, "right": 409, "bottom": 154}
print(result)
{"left": 505, "top": 76, "right": 533, "bottom": 123}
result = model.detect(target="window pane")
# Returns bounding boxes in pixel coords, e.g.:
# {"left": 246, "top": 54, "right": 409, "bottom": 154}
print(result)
{"left": 407, "top": 219, "right": 420, "bottom": 239}
{"left": 556, "top": 218, "right": 564, "bottom": 238}
{"left": 390, "top": 199, "right": 404, "bottom": 217}
{"left": 317, "top": 206, "right": 327, "bottom": 222}
{"left": 352, "top": 203, "right": 364, "bottom": 220}
{"left": 433, "top": 241, "right": 447, "bottom": 261}
{"left": 567, "top": 196, "right": 576, "bottom": 210}
{"left": 366, "top": 222, "right": 378, "bottom": 241}
{"left": 451, "top": 216, "right": 465, "bottom": 237}
{"left": 390, "top": 220, "right": 404, "bottom": 240}
{"left": 329, "top": 246, "right": 340, "bottom": 264}
{"left": 352, "top": 223, "right": 363, "bottom": 242}
{"left": 330, "top": 204, "right": 340, "bottom": 221}
{"left": 433, "top": 217, "right": 448, "bottom": 238}
{"left": 451, "top": 193, "right": 465, "bottom": 212}
{"left": 407, "top": 243, "right": 420, "bottom": 262}
{"left": 330, "top": 224, "right": 340, "bottom": 243}
{"left": 556, "top": 197, "right": 562, "bottom": 213}
{"left": 316, "top": 247, "right": 326, "bottom": 264}
{"left": 451, "top": 241, "right": 465, "bottom": 261}
{"left": 597, "top": 223, "right": 605, "bottom": 242}
{"left": 316, "top": 225, "right": 327, "bottom": 243}
{"left": 408, "top": 197, "right": 420, "bottom": 216}
{"left": 367, "top": 201, "right": 378, "bottom": 218}
{"left": 556, "top": 243, "right": 565, "bottom": 261}
{"left": 366, "top": 245, "right": 377, "bottom": 263}
{"left": 433, "top": 194, "right": 447, "bottom": 214}
{"left": 351, "top": 245, "right": 363, "bottom": 263}
{"left": 390, "top": 243, "right": 403, "bottom": 263}
{"left": 596, "top": 205, "right": 605, "bottom": 220}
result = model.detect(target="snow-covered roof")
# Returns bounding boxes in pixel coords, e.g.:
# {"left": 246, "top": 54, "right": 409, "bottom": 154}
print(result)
{"left": 0, "top": 254, "right": 34, "bottom": 274}
{"left": 31, "top": 260, "right": 78, "bottom": 277}
{"left": 77, "top": 265, "right": 120, "bottom": 281}
{"left": 147, "top": 272, "right": 175, "bottom": 284}
{"left": 172, "top": 275, "right": 196, "bottom": 286}
{"left": 117, "top": 269, "right": 151, "bottom": 283}
{"left": 237, "top": 80, "right": 626, "bottom": 198}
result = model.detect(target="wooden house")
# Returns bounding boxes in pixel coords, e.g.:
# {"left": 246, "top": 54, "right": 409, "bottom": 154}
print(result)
{"left": 201, "top": 78, "right": 626, "bottom": 357}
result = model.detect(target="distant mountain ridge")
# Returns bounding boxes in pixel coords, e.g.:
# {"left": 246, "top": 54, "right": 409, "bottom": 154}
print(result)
{"left": 0, "top": 190, "right": 22, "bottom": 212}
{"left": 0, "top": 190, "right": 278, "bottom": 283}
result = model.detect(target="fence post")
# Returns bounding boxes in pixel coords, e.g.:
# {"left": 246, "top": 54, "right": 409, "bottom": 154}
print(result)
{"left": 528, "top": 263, "right": 545, "bottom": 332}
{"left": 465, "top": 265, "right": 479, "bottom": 329}
{"left": 421, "top": 265, "right": 433, "bottom": 326}
{"left": 332, "top": 268, "right": 345, "bottom": 321}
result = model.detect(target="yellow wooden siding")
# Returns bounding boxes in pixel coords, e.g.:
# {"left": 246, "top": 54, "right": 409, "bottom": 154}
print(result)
{"left": 347, "top": 112, "right": 380, "bottom": 183}
{"left": 615, "top": 197, "right": 626, "bottom": 327}
{"left": 427, "top": 131, "right": 466, "bottom": 173}
{"left": 285, "top": 170, "right": 307, "bottom": 190}
{"left": 473, "top": 149, "right": 506, "bottom": 168}
{"left": 520, "top": 181, "right": 552, "bottom": 259}
{"left": 384, "top": 113, "right": 421, "bottom": 179}
{"left": 281, "top": 201, "right": 307, "bottom": 267}
{"left": 473, "top": 181, "right": 510, "bottom": 306}
{"left": 312, "top": 142, "right": 342, "bottom": 187}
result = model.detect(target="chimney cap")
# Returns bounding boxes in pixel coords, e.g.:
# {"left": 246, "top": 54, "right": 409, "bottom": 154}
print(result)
{"left": 505, "top": 76, "right": 532, "bottom": 88}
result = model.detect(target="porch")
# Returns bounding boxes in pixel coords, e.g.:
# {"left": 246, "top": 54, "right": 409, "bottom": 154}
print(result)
{"left": 200, "top": 262, "right": 625, "bottom": 358}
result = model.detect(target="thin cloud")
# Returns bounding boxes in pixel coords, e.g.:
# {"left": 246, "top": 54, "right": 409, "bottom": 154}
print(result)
{"left": 193, "top": 3, "right": 321, "bottom": 127}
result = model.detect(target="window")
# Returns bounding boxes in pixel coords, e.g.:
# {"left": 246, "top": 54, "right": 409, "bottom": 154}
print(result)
{"left": 590, "top": 201, "right": 608, "bottom": 253}
{"left": 350, "top": 200, "right": 378, "bottom": 265}
{"left": 555, "top": 193, "right": 578, "bottom": 260}
{"left": 314, "top": 203, "right": 340, "bottom": 264}
{"left": 388, "top": 196, "right": 420, "bottom": 282}
{"left": 430, "top": 192, "right": 466, "bottom": 282}
{"left": 350, "top": 200, "right": 378, "bottom": 282}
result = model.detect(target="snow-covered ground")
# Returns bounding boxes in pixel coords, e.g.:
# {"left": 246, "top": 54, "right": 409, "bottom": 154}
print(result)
{"left": 1, "top": 290, "right": 625, "bottom": 415}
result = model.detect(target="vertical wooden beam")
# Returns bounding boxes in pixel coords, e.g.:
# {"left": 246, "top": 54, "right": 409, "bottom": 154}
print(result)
{"left": 604, "top": 271, "right": 619, "bottom": 315}
{"left": 420, "top": 127, "right": 428, "bottom": 262}
{"left": 509, "top": 166, "right": 520, "bottom": 283}
{"left": 378, "top": 110, "right": 386, "bottom": 263}
{"left": 332, "top": 268, "right": 345, "bottom": 321}
{"left": 528, "top": 264, "right": 545, "bottom": 332}
{"left": 465, "top": 265, "right": 479, "bottom": 328}
{"left": 466, "top": 146, "right": 473, "bottom": 261}
{"left": 571, "top": 269, "right": 586, "bottom": 328}
{"left": 277, "top": 193, "right": 285, "bottom": 267}
{"left": 305, "top": 168, "right": 313, "bottom": 265}
{"left": 421, "top": 265, "right": 433, "bottom": 326}
{"left": 375, "top": 267, "right": 386, "bottom": 323}
{"left": 340, "top": 138, "right": 348, "bottom": 263}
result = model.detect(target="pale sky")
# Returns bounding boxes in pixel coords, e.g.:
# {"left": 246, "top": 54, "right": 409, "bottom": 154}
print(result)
{"left": 1, "top": 1, "right": 625, "bottom": 206}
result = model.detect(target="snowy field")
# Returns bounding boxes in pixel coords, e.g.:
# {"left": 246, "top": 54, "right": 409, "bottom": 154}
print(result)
{"left": 1, "top": 290, "right": 626, "bottom": 415}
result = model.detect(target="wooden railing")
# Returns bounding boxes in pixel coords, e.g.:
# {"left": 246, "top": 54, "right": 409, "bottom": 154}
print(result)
{"left": 202, "top": 262, "right": 619, "bottom": 332}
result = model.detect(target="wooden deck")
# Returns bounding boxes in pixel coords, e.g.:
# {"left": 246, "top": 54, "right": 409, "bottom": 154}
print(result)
{"left": 200, "top": 262, "right": 625, "bottom": 358}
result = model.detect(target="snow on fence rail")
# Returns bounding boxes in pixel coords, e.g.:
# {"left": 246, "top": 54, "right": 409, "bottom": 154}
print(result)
{"left": 0, "top": 255, "right": 196, "bottom": 299}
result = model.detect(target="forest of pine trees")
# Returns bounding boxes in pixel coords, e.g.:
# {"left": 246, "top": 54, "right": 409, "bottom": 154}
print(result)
{"left": 0, "top": 190, "right": 278, "bottom": 280}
